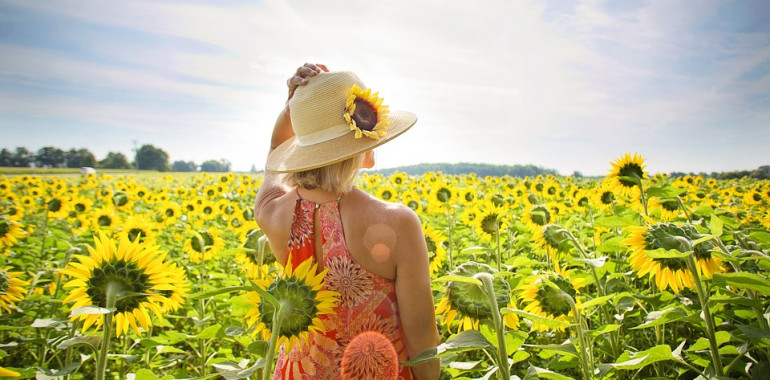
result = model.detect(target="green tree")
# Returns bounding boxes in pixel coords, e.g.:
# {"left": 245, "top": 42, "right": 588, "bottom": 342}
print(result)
{"left": 12, "top": 147, "right": 33, "bottom": 167}
{"left": 136, "top": 144, "right": 170, "bottom": 171}
{"left": 200, "top": 159, "right": 231, "bottom": 172}
{"left": 0, "top": 148, "right": 12, "bottom": 166}
{"left": 35, "top": 146, "right": 65, "bottom": 167}
{"left": 172, "top": 160, "right": 197, "bottom": 172}
{"left": 65, "top": 148, "right": 97, "bottom": 168}
{"left": 98, "top": 152, "right": 132, "bottom": 169}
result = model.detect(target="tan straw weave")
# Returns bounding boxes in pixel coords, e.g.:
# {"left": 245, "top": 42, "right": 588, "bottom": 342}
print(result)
{"left": 266, "top": 71, "right": 417, "bottom": 173}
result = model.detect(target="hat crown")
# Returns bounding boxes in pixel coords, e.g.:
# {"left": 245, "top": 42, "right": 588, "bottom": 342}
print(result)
{"left": 289, "top": 71, "right": 365, "bottom": 140}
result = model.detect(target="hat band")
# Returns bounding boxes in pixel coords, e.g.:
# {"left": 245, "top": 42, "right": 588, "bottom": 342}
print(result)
{"left": 295, "top": 124, "right": 351, "bottom": 147}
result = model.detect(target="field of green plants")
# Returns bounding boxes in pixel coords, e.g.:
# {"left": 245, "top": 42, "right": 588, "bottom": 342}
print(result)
{"left": 0, "top": 153, "right": 768, "bottom": 379}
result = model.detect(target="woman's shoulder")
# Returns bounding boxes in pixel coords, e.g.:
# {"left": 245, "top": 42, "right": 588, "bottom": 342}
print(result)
{"left": 349, "top": 188, "right": 422, "bottom": 233}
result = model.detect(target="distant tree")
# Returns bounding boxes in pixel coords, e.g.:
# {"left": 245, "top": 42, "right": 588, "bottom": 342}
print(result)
{"left": 36, "top": 146, "right": 66, "bottom": 167}
{"left": 12, "top": 147, "right": 33, "bottom": 167}
{"left": 136, "top": 144, "right": 170, "bottom": 171}
{"left": 571, "top": 171, "right": 584, "bottom": 178}
{"left": 250, "top": 164, "right": 257, "bottom": 173}
{"left": 200, "top": 159, "right": 231, "bottom": 172}
{"left": 172, "top": 160, "right": 197, "bottom": 172}
{"left": 64, "top": 148, "right": 97, "bottom": 168}
{"left": 98, "top": 152, "right": 132, "bottom": 169}
{"left": 0, "top": 148, "right": 12, "bottom": 166}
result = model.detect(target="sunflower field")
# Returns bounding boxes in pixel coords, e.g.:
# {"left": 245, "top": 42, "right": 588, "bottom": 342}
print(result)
{"left": 0, "top": 153, "right": 769, "bottom": 380}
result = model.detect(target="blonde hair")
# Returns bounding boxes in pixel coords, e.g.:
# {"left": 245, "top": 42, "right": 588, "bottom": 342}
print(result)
{"left": 283, "top": 153, "right": 365, "bottom": 194}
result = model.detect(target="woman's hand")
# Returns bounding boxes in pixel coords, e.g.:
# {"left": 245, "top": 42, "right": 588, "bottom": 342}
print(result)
{"left": 286, "top": 63, "right": 329, "bottom": 103}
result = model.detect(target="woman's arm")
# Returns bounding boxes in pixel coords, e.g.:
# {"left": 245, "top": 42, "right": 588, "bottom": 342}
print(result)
{"left": 394, "top": 208, "right": 441, "bottom": 380}
{"left": 254, "top": 63, "right": 328, "bottom": 225}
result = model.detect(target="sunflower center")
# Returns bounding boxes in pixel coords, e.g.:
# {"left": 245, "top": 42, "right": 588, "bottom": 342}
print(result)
{"left": 447, "top": 262, "right": 510, "bottom": 320}
{"left": 600, "top": 191, "right": 614, "bottom": 205}
{"left": 577, "top": 196, "right": 589, "bottom": 208}
{"left": 0, "top": 270, "right": 9, "bottom": 292}
{"left": 381, "top": 190, "right": 392, "bottom": 200}
{"left": 86, "top": 260, "right": 151, "bottom": 313}
{"left": 529, "top": 205, "right": 551, "bottom": 226}
{"left": 259, "top": 277, "right": 319, "bottom": 338}
{"left": 47, "top": 198, "right": 62, "bottom": 212}
{"left": 352, "top": 98, "right": 378, "bottom": 131}
{"left": 0, "top": 219, "right": 9, "bottom": 238}
{"left": 661, "top": 200, "right": 679, "bottom": 212}
{"left": 406, "top": 200, "right": 419, "bottom": 211}
{"left": 113, "top": 192, "right": 129, "bottom": 207}
{"left": 753, "top": 193, "right": 762, "bottom": 202}
{"left": 425, "top": 236, "right": 437, "bottom": 253}
{"left": 480, "top": 213, "right": 499, "bottom": 236}
{"left": 74, "top": 203, "right": 86, "bottom": 213}
{"left": 127, "top": 228, "right": 146, "bottom": 243}
{"left": 165, "top": 208, "right": 176, "bottom": 218}
{"left": 98, "top": 215, "right": 113, "bottom": 227}
{"left": 618, "top": 164, "right": 644, "bottom": 187}
{"left": 191, "top": 232, "right": 214, "bottom": 253}
{"left": 436, "top": 188, "right": 452, "bottom": 203}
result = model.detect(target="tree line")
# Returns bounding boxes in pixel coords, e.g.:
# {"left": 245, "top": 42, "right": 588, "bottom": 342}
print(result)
{"left": 377, "top": 162, "right": 560, "bottom": 177}
{"left": 0, "top": 145, "right": 233, "bottom": 172}
{"left": 669, "top": 165, "right": 770, "bottom": 180}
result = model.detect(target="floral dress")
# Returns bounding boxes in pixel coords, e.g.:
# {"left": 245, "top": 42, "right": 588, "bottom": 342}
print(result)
{"left": 273, "top": 195, "right": 413, "bottom": 380}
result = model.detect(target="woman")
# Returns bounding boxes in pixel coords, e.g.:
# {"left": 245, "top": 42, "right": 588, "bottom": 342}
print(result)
{"left": 254, "top": 63, "right": 440, "bottom": 379}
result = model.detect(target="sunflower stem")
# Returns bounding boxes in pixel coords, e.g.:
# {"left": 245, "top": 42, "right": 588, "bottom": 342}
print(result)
{"left": 495, "top": 228, "right": 501, "bottom": 272}
{"left": 685, "top": 253, "right": 724, "bottom": 377}
{"left": 675, "top": 196, "right": 693, "bottom": 223}
{"left": 445, "top": 207, "right": 454, "bottom": 271}
{"left": 476, "top": 273, "right": 509, "bottom": 380}
{"left": 568, "top": 296, "right": 593, "bottom": 380}
{"left": 96, "top": 282, "right": 119, "bottom": 380}
{"left": 262, "top": 304, "right": 287, "bottom": 380}
{"left": 637, "top": 181, "right": 649, "bottom": 217}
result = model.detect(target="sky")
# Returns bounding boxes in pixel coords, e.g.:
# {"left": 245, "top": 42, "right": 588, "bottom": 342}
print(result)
{"left": 0, "top": 0, "right": 768, "bottom": 176}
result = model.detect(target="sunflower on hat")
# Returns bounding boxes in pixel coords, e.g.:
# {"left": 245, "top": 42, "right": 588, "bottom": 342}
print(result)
{"left": 344, "top": 84, "right": 390, "bottom": 140}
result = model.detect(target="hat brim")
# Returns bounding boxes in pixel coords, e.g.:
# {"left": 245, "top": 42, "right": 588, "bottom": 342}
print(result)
{"left": 266, "top": 110, "right": 417, "bottom": 173}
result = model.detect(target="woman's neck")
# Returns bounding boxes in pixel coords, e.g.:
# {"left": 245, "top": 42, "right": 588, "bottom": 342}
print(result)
{"left": 296, "top": 187, "right": 350, "bottom": 203}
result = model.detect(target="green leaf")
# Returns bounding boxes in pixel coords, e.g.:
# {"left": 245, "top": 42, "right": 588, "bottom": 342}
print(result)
{"left": 693, "top": 205, "right": 714, "bottom": 217}
{"left": 135, "top": 369, "right": 160, "bottom": 380}
{"left": 224, "top": 326, "right": 245, "bottom": 337}
{"left": 598, "top": 236, "right": 628, "bottom": 253}
{"left": 461, "top": 246, "right": 491, "bottom": 254}
{"left": 646, "top": 185, "right": 686, "bottom": 198}
{"left": 692, "top": 234, "right": 717, "bottom": 247}
{"left": 402, "top": 330, "right": 494, "bottom": 366}
{"left": 156, "top": 345, "right": 186, "bottom": 354}
{"left": 512, "top": 350, "right": 530, "bottom": 364}
{"left": 710, "top": 216, "right": 724, "bottom": 237}
{"left": 632, "top": 307, "right": 688, "bottom": 330}
{"left": 432, "top": 275, "right": 483, "bottom": 287}
{"left": 595, "top": 215, "right": 638, "bottom": 229}
{"left": 31, "top": 318, "right": 66, "bottom": 328}
{"left": 749, "top": 231, "right": 770, "bottom": 246}
{"left": 645, "top": 248, "right": 690, "bottom": 259}
{"left": 189, "top": 285, "right": 253, "bottom": 300}
{"left": 523, "top": 342, "right": 578, "bottom": 359}
{"left": 578, "top": 294, "right": 614, "bottom": 310}
{"left": 593, "top": 324, "right": 622, "bottom": 335}
{"left": 195, "top": 324, "right": 224, "bottom": 340}
{"left": 575, "top": 256, "right": 607, "bottom": 268}
{"left": 712, "top": 272, "right": 770, "bottom": 295}
{"left": 599, "top": 344, "right": 678, "bottom": 371}
{"left": 524, "top": 365, "right": 573, "bottom": 380}
{"left": 57, "top": 335, "right": 101, "bottom": 351}
{"left": 70, "top": 306, "right": 114, "bottom": 317}
{"left": 247, "top": 340, "right": 268, "bottom": 357}
{"left": 504, "top": 308, "right": 574, "bottom": 329}
{"left": 212, "top": 360, "right": 264, "bottom": 380}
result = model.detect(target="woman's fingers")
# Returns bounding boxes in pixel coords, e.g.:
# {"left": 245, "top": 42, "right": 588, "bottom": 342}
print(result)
{"left": 287, "top": 63, "right": 328, "bottom": 99}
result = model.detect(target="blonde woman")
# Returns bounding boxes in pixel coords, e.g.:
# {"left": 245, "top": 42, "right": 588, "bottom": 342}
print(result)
{"left": 254, "top": 63, "right": 440, "bottom": 379}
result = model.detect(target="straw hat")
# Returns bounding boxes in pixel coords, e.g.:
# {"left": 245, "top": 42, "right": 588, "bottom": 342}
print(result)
{"left": 266, "top": 71, "right": 417, "bottom": 173}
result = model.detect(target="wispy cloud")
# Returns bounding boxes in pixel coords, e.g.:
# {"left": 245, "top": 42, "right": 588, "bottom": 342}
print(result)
{"left": 0, "top": 0, "right": 768, "bottom": 174}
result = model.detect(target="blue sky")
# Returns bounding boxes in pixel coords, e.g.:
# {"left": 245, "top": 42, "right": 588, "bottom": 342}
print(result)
{"left": 1, "top": 0, "right": 768, "bottom": 175}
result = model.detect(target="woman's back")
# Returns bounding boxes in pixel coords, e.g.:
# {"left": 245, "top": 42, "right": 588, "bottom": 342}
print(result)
{"left": 266, "top": 186, "right": 414, "bottom": 379}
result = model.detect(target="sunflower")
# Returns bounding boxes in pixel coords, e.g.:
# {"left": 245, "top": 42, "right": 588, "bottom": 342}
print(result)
{"left": 45, "top": 194, "right": 70, "bottom": 219}
{"left": 0, "top": 267, "right": 29, "bottom": 314}
{"left": 607, "top": 153, "right": 647, "bottom": 197}
{"left": 243, "top": 254, "right": 338, "bottom": 352}
{"left": 0, "top": 217, "right": 26, "bottom": 253}
{"left": 236, "top": 228, "right": 275, "bottom": 279}
{"left": 157, "top": 201, "right": 181, "bottom": 226}
{"left": 523, "top": 204, "right": 551, "bottom": 232}
{"left": 436, "top": 262, "right": 519, "bottom": 333}
{"left": 591, "top": 181, "right": 616, "bottom": 211}
{"left": 61, "top": 232, "right": 186, "bottom": 337}
{"left": 376, "top": 186, "right": 398, "bottom": 202}
{"left": 532, "top": 224, "right": 571, "bottom": 258}
{"left": 389, "top": 171, "right": 408, "bottom": 187}
{"left": 344, "top": 84, "right": 390, "bottom": 140}
{"left": 623, "top": 223, "right": 723, "bottom": 294}
{"left": 475, "top": 201, "right": 507, "bottom": 242}
{"left": 184, "top": 228, "right": 225, "bottom": 264}
{"left": 68, "top": 195, "right": 93, "bottom": 219}
{"left": 516, "top": 264, "right": 585, "bottom": 332}
{"left": 650, "top": 198, "right": 681, "bottom": 221}
{"left": 92, "top": 206, "right": 121, "bottom": 231}
{"left": 118, "top": 215, "right": 157, "bottom": 244}
{"left": 423, "top": 223, "right": 447, "bottom": 277}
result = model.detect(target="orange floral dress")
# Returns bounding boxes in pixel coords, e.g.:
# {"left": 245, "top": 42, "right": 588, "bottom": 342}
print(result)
{"left": 273, "top": 195, "right": 413, "bottom": 380}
